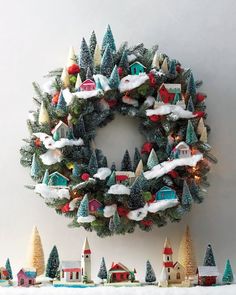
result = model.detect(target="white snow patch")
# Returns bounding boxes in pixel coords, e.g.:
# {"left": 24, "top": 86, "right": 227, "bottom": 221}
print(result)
{"left": 148, "top": 199, "right": 179, "bottom": 213}
{"left": 40, "top": 149, "right": 63, "bottom": 165}
{"left": 144, "top": 154, "right": 203, "bottom": 180}
{"left": 94, "top": 168, "right": 111, "bottom": 180}
{"left": 119, "top": 74, "right": 149, "bottom": 92}
{"left": 77, "top": 215, "right": 96, "bottom": 223}
{"left": 143, "top": 96, "right": 155, "bottom": 107}
{"left": 103, "top": 204, "right": 117, "bottom": 218}
{"left": 72, "top": 178, "right": 96, "bottom": 190}
{"left": 146, "top": 104, "right": 197, "bottom": 119}
{"left": 93, "top": 74, "right": 111, "bottom": 92}
{"left": 62, "top": 88, "right": 103, "bottom": 104}
{"left": 28, "top": 111, "right": 36, "bottom": 122}
{"left": 33, "top": 133, "right": 84, "bottom": 150}
{"left": 35, "top": 183, "right": 70, "bottom": 200}
{"left": 127, "top": 54, "right": 137, "bottom": 63}
{"left": 108, "top": 184, "right": 131, "bottom": 195}
{"left": 42, "top": 79, "right": 57, "bottom": 95}
{"left": 127, "top": 204, "right": 148, "bottom": 221}
{"left": 122, "top": 95, "right": 139, "bottom": 107}
{"left": 69, "top": 198, "right": 79, "bottom": 210}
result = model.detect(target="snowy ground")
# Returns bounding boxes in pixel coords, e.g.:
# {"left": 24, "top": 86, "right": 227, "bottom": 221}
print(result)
{"left": 1, "top": 285, "right": 236, "bottom": 295}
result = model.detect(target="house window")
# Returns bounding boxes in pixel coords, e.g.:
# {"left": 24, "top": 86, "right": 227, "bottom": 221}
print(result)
{"left": 167, "top": 256, "right": 169, "bottom": 261}
{"left": 168, "top": 275, "right": 170, "bottom": 280}
{"left": 82, "top": 268, "right": 83, "bottom": 275}
{"left": 76, "top": 272, "right": 79, "bottom": 279}
{"left": 120, "top": 274, "right": 123, "bottom": 280}
{"left": 133, "top": 68, "right": 136, "bottom": 74}
{"left": 168, "top": 268, "right": 170, "bottom": 272}
{"left": 61, "top": 128, "right": 65, "bottom": 138}
{"left": 62, "top": 270, "right": 64, "bottom": 278}
{"left": 91, "top": 205, "right": 94, "bottom": 211}
{"left": 70, "top": 272, "right": 73, "bottom": 280}
{"left": 86, "top": 255, "right": 89, "bottom": 258}
{"left": 176, "top": 273, "right": 180, "bottom": 280}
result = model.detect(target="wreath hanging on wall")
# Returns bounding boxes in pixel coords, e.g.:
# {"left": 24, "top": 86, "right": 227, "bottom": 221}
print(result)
{"left": 20, "top": 25, "right": 216, "bottom": 237}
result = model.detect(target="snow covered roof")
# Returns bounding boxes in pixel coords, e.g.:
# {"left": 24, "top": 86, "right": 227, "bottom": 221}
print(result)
{"left": 161, "top": 83, "right": 181, "bottom": 93}
{"left": 19, "top": 267, "right": 37, "bottom": 278}
{"left": 49, "top": 171, "right": 69, "bottom": 181}
{"left": 51, "top": 120, "right": 69, "bottom": 134}
{"left": 61, "top": 261, "right": 81, "bottom": 270}
{"left": 119, "top": 74, "right": 149, "bottom": 93}
{"left": 129, "top": 61, "right": 146, "bottom": 68}
{"left": 198, "top": 266, "right": 219, "bottom": 277}
{"left": 109, "top": 262, "right": 131, "bottom": 273}
{"left": 174, "top": 141, "right": 190, "bottom": 150}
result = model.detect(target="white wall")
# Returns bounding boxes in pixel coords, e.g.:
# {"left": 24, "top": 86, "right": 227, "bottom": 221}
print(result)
{"left": 0, "top": 0, "right": 235, "bottom": 281}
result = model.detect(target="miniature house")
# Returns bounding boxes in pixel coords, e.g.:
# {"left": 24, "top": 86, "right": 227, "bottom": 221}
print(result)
{"left": 158, "top": 83, "right": 183, "bottom": 104}
{"left": 79, "top": 79, "right": 96, "bottom": 91}
{"left": 129, "top": 62, "right": 146, "bottom": 75}
{"left": 156, "top": 186, "right": 177, "bottom": 201}
{"left": 89, "top": 199, "right": 102, "bottom": 213}
{"left": 108, "top": 262, "right": 135, "bottom": 283}
{"left": 0, "top": 267, "right": 9, "bottom": 280}
{"left": 60, "top": 261, "right": 81, "bottom": 283}
{"left": 52, "top": 121, "right": 69, "bottom": 140}
{"left": 48, "top": 172, "right": 69, "bottom": 187}
{"left": 172, "top": 142, "right": 191, "bottom": 159}
{"left": 197, "top": 266, "right": 219, "bottom": 286}
{"left": 17, "top": 268, "right": 36, "bottom": 287}
{"left": 162, "top": 238, "right": 185, "bottom": 285}
{"left": 115, "top": 171, "right": 136, "bottom": 185}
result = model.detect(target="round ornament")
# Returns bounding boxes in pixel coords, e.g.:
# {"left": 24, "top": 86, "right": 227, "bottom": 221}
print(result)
{"left": 20, "top": 25, "right": 216, "bottom": 237}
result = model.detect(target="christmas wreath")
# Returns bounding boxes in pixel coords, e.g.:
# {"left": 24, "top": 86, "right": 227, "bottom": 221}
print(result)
{"left": 20, "top": 25, "right": 216, "bottom": 237}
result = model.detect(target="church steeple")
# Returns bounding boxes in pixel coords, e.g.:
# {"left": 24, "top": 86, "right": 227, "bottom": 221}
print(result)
{"left": 81, "top": 237, "right": 92, "bottom": 282}
{"left": 163, "top": 237, "right": 173, "bottom": 268}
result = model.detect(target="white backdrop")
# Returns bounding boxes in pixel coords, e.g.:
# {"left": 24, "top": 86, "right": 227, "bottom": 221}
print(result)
{"left": 0, "top": 0, "right": 235, "bottom": 281}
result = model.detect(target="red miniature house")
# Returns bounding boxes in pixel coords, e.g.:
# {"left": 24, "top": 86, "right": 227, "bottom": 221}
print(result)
{"left": 158, "top": 83, "right": 182, "bottom": 104}
{"left": 197, "top": 266, "right": 219, "bottom": 286}
{"left": 79, "top": 79, "right": 96, "bottom": 91}
{"left": 88, "top": 199, "right": 102, "bottom": 212}
{"left": 108, "top": 263, "right": 134, "bottom": 283}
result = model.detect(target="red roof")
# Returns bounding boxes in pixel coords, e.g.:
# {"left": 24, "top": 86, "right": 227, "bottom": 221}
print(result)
{"left": 163, "top": 247, "right": 173, "bottom": 254}
{"left": 84, "top": 249, "right": 91, "bottom": 254}
{"left": 63, "top": 268, "right": 80, "bottom": 272}
{"left": 116, "top": 175, "right": 128, "bottom": 182}
{"left": 164, "top": 262, "right": 173, "bottom": 267}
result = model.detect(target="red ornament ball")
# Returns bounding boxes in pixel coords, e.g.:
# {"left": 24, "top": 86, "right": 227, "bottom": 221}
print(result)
{"left": 193, "top": 111, "right": 205, "bottom": 118}
{"left": 34, "top": 138, "right": 41, "bottom": 147}
{"left": 52, "top": 92, "right": 60, "bottom": 105}
{"left": 68, "top": 64, "right": 80, "bottom": 75}
{"left": 176, "top": 64, "right": 182, "bottom": 73}
{"left": 81, "top": 173, "right": 90, "bottom": 181}
{"left": 196, "top": 93, "right": 206, "bottom": 102}
{"left": 117, "top": 207, "right": 129, "bottom": 217}
{"left": 141, "top": 219, "right": 153, "bottom": 226}
{"left": 61, "top": 203, "right": 70, "bottom": 213}
{"left": 117, "top": 67, "right": 123, "bottom": 76}
{"left": 149, "top": 115, "right": 161, "bottom": 122}
{"left": 141, "top": 142, "right": 153, "bottom": 154}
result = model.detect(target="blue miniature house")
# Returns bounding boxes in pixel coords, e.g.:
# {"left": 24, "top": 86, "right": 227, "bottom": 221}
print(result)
{"left": 48, "top": 172, "right": 69, "bottom": 187}
{"left": 156, "top": 186, "right": 177, "bottom": 201}
{"left": 129, "top": 62, "right": 146, "bottom": 75}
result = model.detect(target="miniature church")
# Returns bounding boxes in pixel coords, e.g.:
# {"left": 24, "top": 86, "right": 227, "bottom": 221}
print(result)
{"left": 162, "top": 238, "right": 185, "bottom": 285}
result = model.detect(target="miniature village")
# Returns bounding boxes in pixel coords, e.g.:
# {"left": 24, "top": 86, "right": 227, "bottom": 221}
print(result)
{"left": 0, "top": 226, "right": 234, "bottom": 288}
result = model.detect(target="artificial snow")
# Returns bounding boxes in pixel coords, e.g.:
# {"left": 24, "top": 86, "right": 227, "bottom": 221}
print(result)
{"left": 0, "top": 285, "right": 236, "bottom": 294}
{"left": 146, "top": 104, "right": 197, "bottom": 120}
{"left": 93, "top": 74, "right": 111, "bottom": 92}
{"left": 72, "top": 178, "right": 96, "bottom": 190}
{"left": 94, "top": 168, "right": 111, "bottom": 180}
{"left": 62, "top": 88, "right": 103, "bottom": 105}
{"left": 148, "top": 199, "right": 179, "bottom": 213}
{"left": 127, "top": 204, "right": 148, "bottom": 221}
{"left": 107, "top": 184, "right": 131, "bottom": 195}
{"left": 40, "top": 149, "right": 63, "bottom": 165}
{"left": 69, "top": 198, "right": 79, "bottom": 210}
{"left": 35, "top": 184, "right": 70, "bottom": 200}
{"left": 144, "top": 154, "right": 203, "bottom": 180}
{"left": 143, "top": 96, "right": 155, "bottom": 107}
{"left": 103, "top": 204, "right": 117, "bottom": 218}
{"left": 42, "top": 79, "right": 57, "bottom": 95}
{"left": 119, "top": 74, "right": 149, "bottom": 92}
{"left": 77, "top": 215, "right": 96, "bottom": 223}
{"left": 122, "top": 95, "right": 139, "bottom": 107}
{"left": 33, "top": 133, "right": 84, "bottom": 150}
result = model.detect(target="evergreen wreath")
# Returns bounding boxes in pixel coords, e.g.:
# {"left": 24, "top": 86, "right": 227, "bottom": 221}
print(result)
{"left": 20, "top": 25, "right": 216, "bottom": 237}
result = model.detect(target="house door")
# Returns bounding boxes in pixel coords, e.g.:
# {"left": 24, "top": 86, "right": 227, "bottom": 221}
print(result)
{"left": 20, "top": 278, "right": 24, "bottom": 285}
{"left": 112, "top": 273, "right": 117, "bottom": 282}
{"left": 29, "top": 279, "right": 32, "bottom": 285}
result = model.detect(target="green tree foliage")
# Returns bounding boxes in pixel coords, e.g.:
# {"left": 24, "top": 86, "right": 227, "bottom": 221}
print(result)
{"left": 113, "top": 209, "right": 120, "bottom": 229}
{"left": 100, "top": 45, "right": 114, "bottom": 77}
{"left": 86, "top": 67, "right": 93, "bottom": 80}
{"left": 121, "top": 150, "right": 132, "bottom": 171}
{"left": 72, "top": 162, "right": 80, "bottom": 177}
{"left": 145, "top": 260, "right": 156, "bottom": 283}
{"left": 56, "top": 92, "right": 67, "bottom": 112}
{"left": 109, "top": 217, "right": 115, "bottom": 232}
{"left": 128, "top": 182, "right": 145, "bottom": 210}
{"left": 77, "top": 194, "right": 89, "bottom": 217}
{"left": 31, "top": 154, "right": 40, "bottom": 179}
{"left": 168, "top": 59, "right": 176, "bottom": 76}
{"left": 74, "top": 116, "right": 86, "bottom": 139}
{"left": 187, "top": 72, "right": 196, "bottom": 95}
{"left": 79, "top": 38, "right": 93, "bottom": 72}
{"left": 110, "top": 162, "right": 116, "bottom": 171}
{"left": 5, "top": 258, "right": 13, "bottom": 280}
{"left": 133, "top": 147, "right": 141, "bottom": 171}
{"left": 42, "top": 169, "right": 49, "bottom": 185}
{"left": 102, "top": 24, "right": 116, "bottom": 54}
{"left": 89, "top": 30, "right": 97, "bottom": 57}
{"left": 46, "top": 246, "right": 60, "bottom": 279}
{"left": 106, "top": 171, "right": 116, "bottom": 187}
{"left": 187, "top": 97, "right": 195, "bottom": 112}
{"left": 109, "top": 65, "right": 120, "bottom": 89}
{"left": 181, "top": 180, "right": 193, "bottom": 210}
{"left": 222, "top": 259, "right": 234, "bottom": 284}
{"left": 119, "top": 50, "right": 129, "bottom": 74}
{"left": 203, "top": 244, "right": 216, "bottom": 266}
{"left": 189, "top": 180, "right": 203, "bottom": 203}
{"left": 186, "top": 120, "right": 198, "bottom": 145}
{"left": 97, "top": 257, "right": 107, "bottom": 281}
{"left": 147, "top": 149, "right": 159, "bottom": 169}
{"left": 135, "top": 172, "right": 149, "bottom": 191}
{"left": 88, "top": 153, "right": 98, "bottom": 175}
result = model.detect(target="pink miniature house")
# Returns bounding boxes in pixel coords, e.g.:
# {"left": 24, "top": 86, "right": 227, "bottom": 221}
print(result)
{"left": 17, "top": 268, "right": 36, "bottom": 287}
{"left": 89, "top": 199, "right": 102, "bottom": 212}
{"left": 79, "top": 79, "right": 96, "bottom": 91}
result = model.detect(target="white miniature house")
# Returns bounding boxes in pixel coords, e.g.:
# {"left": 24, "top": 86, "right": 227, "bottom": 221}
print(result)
{"left": 60, "top": 261, "right": 81, "bottom": 283}
{"left": 173, "top": 141, "right": 191, "bottom": 159}
{"left": 51, "top": 121, "right": 69, "bottom": 139}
